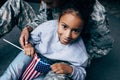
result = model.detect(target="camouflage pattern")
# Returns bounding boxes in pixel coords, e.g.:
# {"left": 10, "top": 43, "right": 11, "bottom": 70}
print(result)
{"left": 0, "top": 0, "right": 113, "bottom": 60}
{"left": 0, "top": 0, "right": 36, "bottom": 36}
{"left": 84, "top": 0, "right": 114, "bottom": 59}
{"left": 26, "top": 1, "right": 60, "bottom": 30}
{"left": 44, "top": 71, "right": 71, "bottom": 80}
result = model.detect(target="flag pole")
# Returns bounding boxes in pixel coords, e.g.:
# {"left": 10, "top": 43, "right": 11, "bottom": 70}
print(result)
{"left": 2, "top": 38, "right": 23, "bottom": 51}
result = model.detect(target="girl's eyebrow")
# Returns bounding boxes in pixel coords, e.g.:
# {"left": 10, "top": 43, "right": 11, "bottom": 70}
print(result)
{"left": 61, "top": 22, "right": 82, "bottom": 30}
{"left": 61, "top": 22, "right": 69, "bottom": 27}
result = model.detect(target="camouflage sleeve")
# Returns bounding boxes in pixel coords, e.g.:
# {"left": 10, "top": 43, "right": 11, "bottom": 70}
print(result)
{"left": 0, "top": 0, "right": 36, "bottom": 37}
{"left": 26, "top": 12, "right": 47, "bottom": 29}
{"left": 26, "top": 1, "right": 48, "bottom": 29}
{"left": 85, "top": 0, "right": 114, "bottom": 59}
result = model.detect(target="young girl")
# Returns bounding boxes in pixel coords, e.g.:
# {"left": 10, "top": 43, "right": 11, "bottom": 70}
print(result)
{"left": 0, "top": 1, "right": 89, "bottom": 80}
{"left": 21, "top": 1, "right": 89, "bottom": 80}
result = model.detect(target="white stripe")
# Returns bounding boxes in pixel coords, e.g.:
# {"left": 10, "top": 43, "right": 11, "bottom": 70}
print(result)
{"left": 25, "top": 57, "right": 39, "bottom": 80}
{"left": 29, "top": 71, "right": 37, "bottom": 80}
{"left": 25, "top": 62, "right": 35, "bottom": 80}
{"left": 22, "top": 58, "right": 36, "bottom": 80}
{"left": 35, "top": 72, "right": 41, "bottom": 78}
{"left": 22, "top": 54, "right": 37, "bottom": 79}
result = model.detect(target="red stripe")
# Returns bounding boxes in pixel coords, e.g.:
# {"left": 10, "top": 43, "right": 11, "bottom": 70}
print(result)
{"left": 28, "top": 57, "right": 40, "bottom": 80}
{"left": 25, "top": 62, "right": 35, "bottom": 80}
{"left": 29, "top": 71, "right": 37, "bottom": 80}
{"left": 22, "top": 54, "right": 39, "bottom": 80}
{"left": 22, "top": 56, "right": 36, "bottom": 79}
{"left": 27, "top": 59, "right": 38, "bottom": 80}
{"left": 22, "top": 54, "right": 37, "bottom": 77}
{"left": 25, "top": 58, "right": 37, "bottom": 80}
{"left": 22, "top": 60, "right": 35, "bottom": 80}
{"left": 22, "top": 58, "right": 35, "bottom": 79}
{"left": 35, "top": 72, "right": 41, "bottom": 78}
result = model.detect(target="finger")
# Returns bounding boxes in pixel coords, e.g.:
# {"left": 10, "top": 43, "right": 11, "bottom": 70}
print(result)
{"left": 51, "top": 65, "right": 60, "bottom": 71}
{"left": 23, "top": 48, "right": 27, "bottom": 55}
{"left": 51, "top": 63, "right": 59, "bottom": 67}
{"left": 27, "top": 49, "right": 31, "bottom": 56}
{"left": 51, "top": 64, "right": 57, "bottom": 69}
{"left": 19, "top": 35, "right": 25, "bottom": 48}
{"left": 24, "top": 48, "right": 30, "bottom": 56}
{"left": 25, "top": 35, "right": 29, "bottom": 45}
{"left": 30, "top": 49, "right": 34, "bottom": 57}
{"left": 55, "top": 70, "right": 63, "bottom": 74}
{"left": 51, "top": 68, "right": 59, "bottom": 73}
{"left": 52, "top": 68, "right": 63, "bottom": 74}
{"left": 24, "top": 28, "right": 29, "bottom": 45}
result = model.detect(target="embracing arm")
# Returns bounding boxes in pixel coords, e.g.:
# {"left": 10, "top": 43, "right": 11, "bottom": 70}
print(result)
{"left": 22, "top": 24, "right": 42, "bottom": 57}
{"left": 19, "top": 1, "right": 47, "bottom": 48}
{"left": 19, "top": 15, "right": 46, "bottom": 48}
{"left": 19, "top": 26, "right": 33, "bottom": 48}
{"left": 19, "top": 11, "right": 47, "bottom": 47}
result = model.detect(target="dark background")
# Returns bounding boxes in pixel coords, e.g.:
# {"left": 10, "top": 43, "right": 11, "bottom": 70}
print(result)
{"left": 0, "top": 0, "right": 120, "bottom": 7}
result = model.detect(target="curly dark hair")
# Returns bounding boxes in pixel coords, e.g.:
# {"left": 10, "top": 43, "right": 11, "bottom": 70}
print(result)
{"left": 58, "top": 0, "right": 95, "bottom": 24}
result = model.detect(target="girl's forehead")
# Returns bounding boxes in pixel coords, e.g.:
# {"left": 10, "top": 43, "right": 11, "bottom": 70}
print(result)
{"left": 60, "top": 9, "right": 83, "bottom": 22}
{"left": 59, "top": 14, "right": 84, "bottom": 28}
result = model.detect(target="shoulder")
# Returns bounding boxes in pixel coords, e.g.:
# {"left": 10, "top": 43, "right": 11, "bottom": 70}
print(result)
{"left": 41, "top": 20, "right": 58, "bottom": 33}
{"left": 31, "top": 20, "right": 58, "bottom": 34}
{"left": 65, "top": 37, "right": 89, "bottom": 66}
{"left": 47, "top": 38, "right": 89, "bottom": 66}
{"left": 73, "top": 37, "right": 88, "bottom": 56}
{"left": 39, "top": 20, "right": 58, "bottom": 30}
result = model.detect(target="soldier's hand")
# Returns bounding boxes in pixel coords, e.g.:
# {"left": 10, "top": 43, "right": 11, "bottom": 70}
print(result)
{"left": 19, "top": 26, "right": 33, "bottom": 48}
{"left": 23, "top": 43, "right": 34, "bottom": 57}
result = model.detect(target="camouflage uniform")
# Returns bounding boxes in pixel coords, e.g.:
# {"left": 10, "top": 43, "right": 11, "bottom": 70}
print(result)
{"left": 0, "top": 0, "right": 36, "bottom": 35}
{"left": 44, "top": 71, "right": 71, "bottom": 80}
{"left": 83, "top": 0, "right": 114, "bottom": 59}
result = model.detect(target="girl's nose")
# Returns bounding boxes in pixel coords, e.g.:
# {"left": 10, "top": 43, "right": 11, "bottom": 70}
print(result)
{"left": 65, "top": 30, "right": 71, "bottom": 39}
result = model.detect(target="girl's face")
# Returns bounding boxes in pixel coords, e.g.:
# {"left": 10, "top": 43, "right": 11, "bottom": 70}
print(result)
{"left": 58, "top": 13, "right": 84, "bottom": 45}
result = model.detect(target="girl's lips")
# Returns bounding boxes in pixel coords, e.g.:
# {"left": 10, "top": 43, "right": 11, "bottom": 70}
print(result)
{"left": 62, "top": 38, "right": 71, "bottom": 44}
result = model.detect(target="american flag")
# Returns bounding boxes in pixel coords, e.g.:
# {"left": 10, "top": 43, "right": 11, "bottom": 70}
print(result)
{"left": 2, "top": 39, "right": 51, "bottom": 80}
{"left": 22, "top": 53, "right": 51, "bottom": 80}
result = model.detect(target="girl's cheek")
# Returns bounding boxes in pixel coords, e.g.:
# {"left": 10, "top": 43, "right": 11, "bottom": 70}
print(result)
{"left": 72, "top": 33, "right": 80, "bottom": 39}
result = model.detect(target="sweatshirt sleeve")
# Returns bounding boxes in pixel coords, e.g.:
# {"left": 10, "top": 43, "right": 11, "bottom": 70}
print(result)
{"left": 29, "top": 24, "right": 42, "bottom": 45}
{"left": 69, "top": 59, "right": 88, "bottom": 80}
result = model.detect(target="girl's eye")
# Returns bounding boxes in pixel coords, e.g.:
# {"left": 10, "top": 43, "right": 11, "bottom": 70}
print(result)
{"left": 62, "top": 24, "right": 68, "bottom": 30}
{"left": 72, "top": 29, "right": 80, "bottom": 34}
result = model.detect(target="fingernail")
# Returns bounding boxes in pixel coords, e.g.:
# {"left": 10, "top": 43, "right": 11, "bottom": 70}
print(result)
{"left": 25, "top": 41, "right": 28, "bottom": 44}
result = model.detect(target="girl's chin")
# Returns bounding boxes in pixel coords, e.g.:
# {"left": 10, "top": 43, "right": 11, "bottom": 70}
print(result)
{"left": 60, "top": 40, "right": 69, "bottom": 45}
